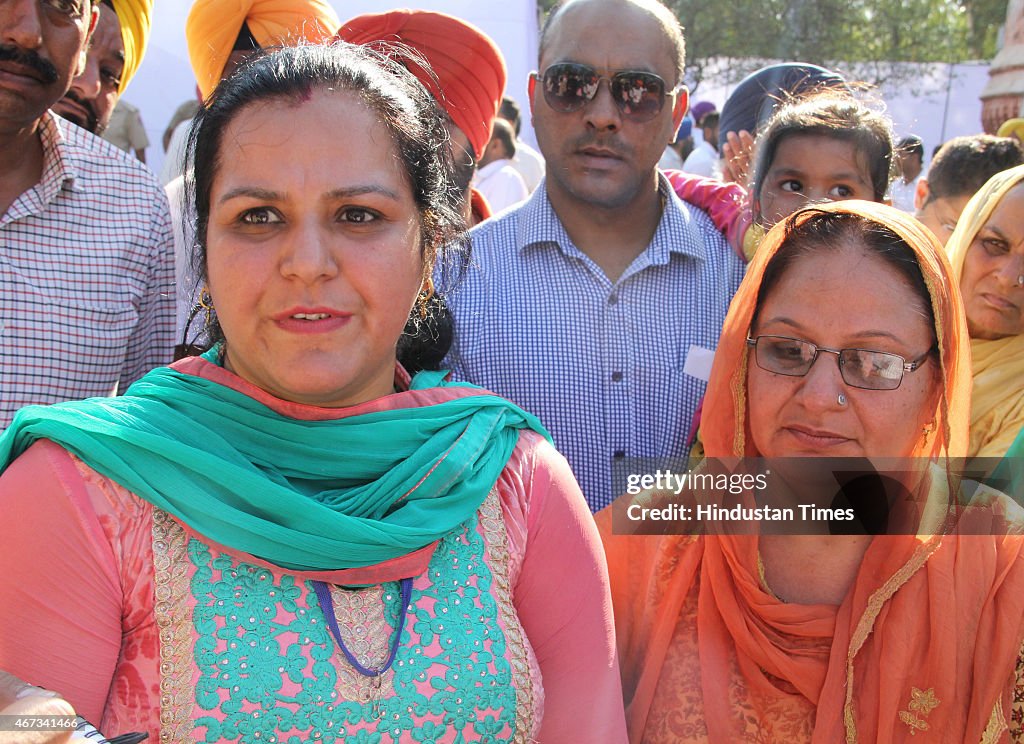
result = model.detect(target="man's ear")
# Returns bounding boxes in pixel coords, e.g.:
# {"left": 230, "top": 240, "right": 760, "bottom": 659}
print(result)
{"left": 527, "top": 73, "right": 537, "bottom": 119}
{"left": 914, "top": 178, "right": 930, "bottom": 211}
{"left": 75, "top": 3, "right": 100, "bottom": 78}
{"left": 672, "top": 86, "right": 689, "bottom": 131}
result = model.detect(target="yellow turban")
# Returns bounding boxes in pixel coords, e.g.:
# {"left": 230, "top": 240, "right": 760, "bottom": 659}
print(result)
{"left": 107, "top": 0, "right": 152, "bottom": 94}
{"left": 187, "top": 0, "right": 341, "bottom": 100}
{"left": 997, "top": 118, "right": 1024, "bottom": 141}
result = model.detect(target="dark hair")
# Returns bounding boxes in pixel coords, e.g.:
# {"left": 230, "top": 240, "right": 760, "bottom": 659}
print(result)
{"left": 754, "top": 208, "right": 937, "bottom": 354}
{"left": 184, "top": 42, "right": 465, "bottom": 360}
{"left": 924, "top": 135, "right": 1024, "bottom": 202}
{"left": 700, "top": 111, "right": 719, "bottom": 130}
{"left": 233, "top": 21, "right": 259, "bottom": 51}
{"left": 539, "top": 0, "right": 686, "bottom": 86}
{"left": 499, "top": 95, "right": 522, "bottom": 136}
{"left": 897, "top": 135, "right": 924, "bottom": 159}
{"left": 490, "top": 118, "right": 517, "bottom": 158}
{"left": 750, "top": 92, "right": 894, "bottom": 208}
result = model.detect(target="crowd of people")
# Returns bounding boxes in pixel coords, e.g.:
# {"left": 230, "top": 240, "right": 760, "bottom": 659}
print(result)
{"left": 1, "top": 0, "right": 1024, "bottom": 741}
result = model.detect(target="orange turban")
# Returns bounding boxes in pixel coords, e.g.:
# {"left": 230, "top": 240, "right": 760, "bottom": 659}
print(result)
{"left": 186, "top": 0, "right": 341, "bottom": 100}
{"left": 337, "top": 10, "right": 507, "bottom": 160}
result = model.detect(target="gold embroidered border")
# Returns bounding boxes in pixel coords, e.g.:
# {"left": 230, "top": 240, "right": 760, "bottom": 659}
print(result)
{"left": 152, "top": 510, "right": 196, "bottom": 744}
{"left": 982, "top": 634, "right": 1024, "bottom": 743}
{"left": 478, "top": 488, "right": 538, "bottom": 743}
{"left": 731, "top": 353, "right": 749, "bottom": 456}
{"left": 842, "top": 537, "right": 941, "bottom": 743}
{"left": 980, "top": 696, "right": 1007, "bottom": 744}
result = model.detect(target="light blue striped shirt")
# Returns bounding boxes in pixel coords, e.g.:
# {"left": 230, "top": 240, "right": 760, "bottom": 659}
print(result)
{"left": 443, "top": 176, "right": 746, "bottom": 510}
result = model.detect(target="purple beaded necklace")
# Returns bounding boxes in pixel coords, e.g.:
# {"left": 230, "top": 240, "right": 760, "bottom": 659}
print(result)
{"left": 311, "top": 578, "right": 413, "bottom": 677}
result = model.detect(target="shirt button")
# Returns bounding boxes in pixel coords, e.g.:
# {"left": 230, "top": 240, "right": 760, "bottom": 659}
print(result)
{"left": 608, "top": 292, "right": 619, "bottom": 305}
{"left": 611, "top": 371, "right": 623, "bottom": 382}
{"left": 613, "top": 450, "right": 625, "bottom": 459}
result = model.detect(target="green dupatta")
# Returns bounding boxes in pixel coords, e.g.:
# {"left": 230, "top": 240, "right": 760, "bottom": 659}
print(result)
{"left": 0, "top": 353, "right": 550, "bottom": 571}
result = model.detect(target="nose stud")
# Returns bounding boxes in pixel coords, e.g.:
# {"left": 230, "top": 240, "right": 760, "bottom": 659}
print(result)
{"left": 1017, "top": 274, "right": 1024, "bottom": 287}
{"left": 837, "top": 393, "right": 847, "bottom": 406}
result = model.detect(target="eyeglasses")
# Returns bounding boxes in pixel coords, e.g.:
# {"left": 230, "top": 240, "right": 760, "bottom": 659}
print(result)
{"left": 745, "top": 335, "right": 935, "bottom": 391}
{"left": 534, "top": 63, "right": 679, "bottom": 122}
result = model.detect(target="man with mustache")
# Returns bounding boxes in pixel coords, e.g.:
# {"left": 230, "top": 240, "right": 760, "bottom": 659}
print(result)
{"left": 443, "top": 0, "right": 746, "bottom": 510}
{"left": 51, "top": 1, "right": 121, "bottom": 135}
{"left": 0, "top": 0, "right": 174, "bottom": 427}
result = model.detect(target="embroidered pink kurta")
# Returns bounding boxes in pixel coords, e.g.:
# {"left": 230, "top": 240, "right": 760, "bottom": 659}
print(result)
{"left": 0, "top": 360, "right": 626, "bottom": 743}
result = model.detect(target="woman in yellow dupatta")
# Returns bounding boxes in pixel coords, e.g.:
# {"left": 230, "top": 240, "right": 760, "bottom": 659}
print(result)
{"left": 602, "top": 200, "right": 1024, "bottom": 743}
{"left": 945, "top": 164, "right": 1024, "bottom": 458}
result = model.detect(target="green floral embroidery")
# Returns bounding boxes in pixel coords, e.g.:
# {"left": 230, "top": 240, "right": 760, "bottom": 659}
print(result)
{"left": 187, "top": 512, "right": 522, "bottom": 741}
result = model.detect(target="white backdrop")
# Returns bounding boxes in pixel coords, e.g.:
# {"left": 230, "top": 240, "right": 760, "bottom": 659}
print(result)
{"left": 127, "top": 0, "right": 542, "bottom": 176}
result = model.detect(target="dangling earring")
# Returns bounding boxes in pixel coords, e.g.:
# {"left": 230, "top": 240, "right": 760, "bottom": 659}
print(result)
{"left": 417, "top": 277, "right": 435, "bottom": 319}
{"left": 177, "top": 285, "right": 217, "bottom": 360}
{"left": 198, "top": 285, "right": 215, "bottom": 328}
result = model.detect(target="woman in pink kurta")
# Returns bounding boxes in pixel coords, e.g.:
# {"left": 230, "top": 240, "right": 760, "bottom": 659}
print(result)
{"left": 0, "top": 43, "right": 626, "bottom": 743}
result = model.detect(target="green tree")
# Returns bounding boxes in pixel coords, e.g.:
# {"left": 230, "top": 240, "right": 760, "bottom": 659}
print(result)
{"left": 536, "top": 0, "right": 993, "bottom": 88}
{"left": 959, "top": 0, "right": 1007, "bottom": 59}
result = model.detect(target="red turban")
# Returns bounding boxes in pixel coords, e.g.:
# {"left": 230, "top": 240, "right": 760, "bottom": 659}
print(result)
{"left": 337, "top": 10, "right": 507, "bottom": 160}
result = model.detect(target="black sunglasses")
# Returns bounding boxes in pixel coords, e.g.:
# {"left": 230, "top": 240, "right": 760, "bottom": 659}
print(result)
{"left": 534, "top": 62, "right": 679, "bottom": 122}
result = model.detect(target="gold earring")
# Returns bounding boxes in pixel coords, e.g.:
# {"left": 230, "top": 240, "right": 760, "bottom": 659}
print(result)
{"left": 416, "top": 277, "right": 435, "bottom": 319}
{"left": 199, "top": 285, "right": 215, "bottom": 328}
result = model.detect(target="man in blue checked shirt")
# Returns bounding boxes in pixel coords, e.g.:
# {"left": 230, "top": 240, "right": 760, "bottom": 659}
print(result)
{"left": 442, "top": 0, "right": 746, "bottom": 510}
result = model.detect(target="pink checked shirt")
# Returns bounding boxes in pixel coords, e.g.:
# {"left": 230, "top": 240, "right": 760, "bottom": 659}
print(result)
{"left": 0, "top": 113, "right": 176, "bottom": 427}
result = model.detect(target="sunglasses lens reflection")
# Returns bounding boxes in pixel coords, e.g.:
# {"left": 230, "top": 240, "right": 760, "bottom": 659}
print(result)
{"left": 610, "top": 74, "right": 665, "bottom": 119}
{"left": 541, "top": 64, "right": 668, "bottom": 121}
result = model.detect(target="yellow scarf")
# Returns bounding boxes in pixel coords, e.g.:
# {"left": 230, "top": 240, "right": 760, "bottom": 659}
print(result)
{"left": 945, "top": 163, "right": 1024, "bottom": 457}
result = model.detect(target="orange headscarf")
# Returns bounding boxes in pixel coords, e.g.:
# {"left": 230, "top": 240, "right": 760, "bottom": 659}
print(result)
{"left": 703, "top": 200, "right": 971, "bottom": 460}
{"left": 336, "top": 10, "right": 507, "bottom": 160}
{"left": 186, "top": 0, "right": 341, "bottom": 100}
{"left": 602, "top": 201, "right": 1024, "bottom": 743}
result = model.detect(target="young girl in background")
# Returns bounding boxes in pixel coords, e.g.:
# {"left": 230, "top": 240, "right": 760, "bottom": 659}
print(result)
{"left": 750, "top": 92, "right": 894, "bottom": 228}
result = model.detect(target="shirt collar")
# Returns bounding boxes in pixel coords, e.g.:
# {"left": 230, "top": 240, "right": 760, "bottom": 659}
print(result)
{"left": 516, "top": 172, "right": 709, "bottom": 265}
{"left": 36, "top": 112, "right": 80, "bottom": 200}
{"left": 1, "top": 113, "right": 78, "bottom": 223}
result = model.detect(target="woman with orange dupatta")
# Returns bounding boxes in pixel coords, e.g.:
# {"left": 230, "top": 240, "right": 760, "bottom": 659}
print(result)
{"left": 602, "top": 200, "right": 1024, "bottom": 742}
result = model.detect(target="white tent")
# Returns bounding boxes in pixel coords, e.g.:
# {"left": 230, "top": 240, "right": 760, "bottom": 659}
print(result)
{"left": 130, "top": 1, "right": 541, "bottom": 175}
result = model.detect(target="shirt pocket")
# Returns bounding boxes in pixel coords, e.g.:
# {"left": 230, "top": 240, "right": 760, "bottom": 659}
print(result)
{"left": 1, "top": 259, "right": 139, "bottom": 394}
